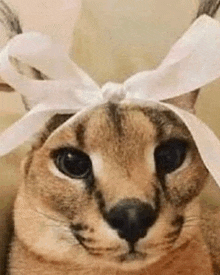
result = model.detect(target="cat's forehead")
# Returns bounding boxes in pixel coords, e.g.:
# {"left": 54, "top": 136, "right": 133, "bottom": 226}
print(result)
{"left": 43, "top": 102, "right": 192, "bottom": 155}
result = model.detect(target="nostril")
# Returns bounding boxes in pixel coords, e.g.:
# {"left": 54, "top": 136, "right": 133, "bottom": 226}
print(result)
{"left": 105, "top": 199, "right": 157, "bottom": 244}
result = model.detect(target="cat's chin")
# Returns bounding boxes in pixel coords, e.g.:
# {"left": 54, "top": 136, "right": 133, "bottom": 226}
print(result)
{"left": 88, "top": 251, "right": 162, "bottom": 272}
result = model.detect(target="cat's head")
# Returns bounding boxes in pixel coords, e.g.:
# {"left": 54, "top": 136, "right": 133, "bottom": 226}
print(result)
{"left": 13, "top": 97, "right": 208, "bottom": 271}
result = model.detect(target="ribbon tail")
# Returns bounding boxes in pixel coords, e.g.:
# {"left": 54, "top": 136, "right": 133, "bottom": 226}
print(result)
{"left": 162, "top": 102, "right": 220, "bottom": 188}
{"left": 0, "top": 109, "right": 54, "bottom": 156}
{"left": 0, "top": 105, "right": 78, "bottom": 156}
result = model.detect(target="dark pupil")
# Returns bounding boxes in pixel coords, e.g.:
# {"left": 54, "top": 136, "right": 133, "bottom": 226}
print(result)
{"left": 54, "top": 149, "right": 92, "bottom": 178}
{"left": 154, "top": 140, "right": 187, "bottom": 174}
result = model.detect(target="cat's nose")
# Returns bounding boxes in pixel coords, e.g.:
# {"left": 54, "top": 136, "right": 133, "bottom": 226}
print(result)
{"left": 106, "top": 199, "right": 157, "bottom": 244}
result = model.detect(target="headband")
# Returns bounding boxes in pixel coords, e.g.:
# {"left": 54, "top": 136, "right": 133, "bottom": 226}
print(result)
{"left": 0, "top": 15, "right": 220, "bottom": 188}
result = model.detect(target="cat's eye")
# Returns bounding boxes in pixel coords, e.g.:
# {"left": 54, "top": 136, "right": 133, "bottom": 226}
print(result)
{"left": 154, "top": 139, "right": 188, "bottom": 174}
{"left": 52, "top": 148, "right": 92, "bottom": 179}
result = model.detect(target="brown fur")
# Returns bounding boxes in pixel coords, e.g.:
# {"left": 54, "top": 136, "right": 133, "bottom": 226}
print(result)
{"left": 6, "top": 102, "right": 220, "bottom": 274}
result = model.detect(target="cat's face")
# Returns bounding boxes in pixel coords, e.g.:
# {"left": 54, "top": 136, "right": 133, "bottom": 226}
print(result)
{"left": 15, "top": 102, "right": 208, "bottom": 271}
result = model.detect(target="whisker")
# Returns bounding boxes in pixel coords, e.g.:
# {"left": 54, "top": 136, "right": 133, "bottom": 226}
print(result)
{"left": 25, "top": 198, "right": 70, "bottom": 225}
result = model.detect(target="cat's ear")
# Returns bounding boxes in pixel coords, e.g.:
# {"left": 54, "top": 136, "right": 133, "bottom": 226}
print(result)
{"left": 163, "top": 89, "right": 199, "bottom": 113}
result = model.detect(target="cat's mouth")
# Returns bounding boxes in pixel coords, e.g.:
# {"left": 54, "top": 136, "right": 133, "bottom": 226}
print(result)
{"left": 116, "top": 241, "right": 147, "bottom": 263}
{"left": 73, "top": 230, "right": 146, "bottom": 259}
{"left": 74, "top": 231, "right": 147, "bottom": 264}
{"left": 118, "top": 250, "right": 147, "bottom": 263}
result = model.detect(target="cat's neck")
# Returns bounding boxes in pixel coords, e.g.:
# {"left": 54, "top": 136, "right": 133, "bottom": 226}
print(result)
{"left": 8, "top": 233, "right": 213, "bottom": 275}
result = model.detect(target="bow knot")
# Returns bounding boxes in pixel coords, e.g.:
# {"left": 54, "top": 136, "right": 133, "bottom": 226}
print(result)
{"left": 102, "top": 82, "right": 126, "bottom": 103}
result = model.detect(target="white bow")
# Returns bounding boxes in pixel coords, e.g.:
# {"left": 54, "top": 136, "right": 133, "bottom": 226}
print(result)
{"left": 0, "top": 15, "right": 220, "bottom": 189}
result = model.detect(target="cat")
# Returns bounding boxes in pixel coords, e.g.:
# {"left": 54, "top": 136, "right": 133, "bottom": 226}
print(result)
{"left": 0, "top": 0, "right": 220, "bottom": 274}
